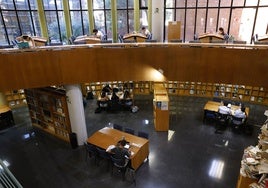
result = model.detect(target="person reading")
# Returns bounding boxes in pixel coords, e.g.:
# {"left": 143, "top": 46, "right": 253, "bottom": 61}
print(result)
{"left": 141, "top": 26, "right": 151, "bottom": 39}
{"left": 108, "top": 139, "right": 131, "bottom": 166}
{"left": 92, "top": 28, "right": 104, "bottom": 40}
{"left": 218, "top": 27, "right": 229, "bottom": 41}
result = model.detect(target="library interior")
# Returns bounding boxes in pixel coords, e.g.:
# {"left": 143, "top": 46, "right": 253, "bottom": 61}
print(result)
{"left": 1, "top": 1, "right": 268, "bottom": 188}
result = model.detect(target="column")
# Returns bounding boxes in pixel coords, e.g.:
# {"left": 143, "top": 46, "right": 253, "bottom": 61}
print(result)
{"left": 64, "top": 85, "right": 87, "bottom": 146}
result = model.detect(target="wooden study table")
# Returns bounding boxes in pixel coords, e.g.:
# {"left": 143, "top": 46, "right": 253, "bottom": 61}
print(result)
{"left": 74, "top": 35, "right": 101, "bottom": 44}
{"left": 203, "top": 100, "right": 250, "bottom": 116}
{"left": 87, "top": 127, "right": 149, "bottom": 170}
{"left": 123, "top": 33, "right": 147, "bottom": 42}
{"left": 198, "top": 33, "right": 224, "bottom": 43}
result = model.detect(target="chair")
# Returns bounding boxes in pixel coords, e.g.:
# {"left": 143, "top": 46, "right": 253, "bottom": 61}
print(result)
{"left": 113, "top": 124, "right": 123, "bottom": 131}
{"left": 124, "top": 127, "right": 135, "bottom": 135}
{"left": 203, "top": 110, "right": 216, "bottom": 124}
{"left": 96, "top": 147, "right": 111, "bottom": 170}
{"left": 215, "top": 112, "right": 229, "bottom": 133}
{"left": 145, "top": 39, "right": 157, "bottom": 43}
{"left": 84, "top": 142, "right": 98, "bottom": 165}
{"left": 137, "top": 131, "right": 149, "bottom": 139}
{"left": 233, "top": 40, "right": 246, "bottom": 44}
{"left": 231, "top": 116, "right": 245, "bottom": 133}
{"left": 110, "top": 155, "right": 129, "bottom": 181}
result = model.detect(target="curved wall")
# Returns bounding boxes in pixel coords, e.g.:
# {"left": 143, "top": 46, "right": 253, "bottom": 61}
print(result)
{"left": 0, "top": 44, "right": 267, "bottom": 90}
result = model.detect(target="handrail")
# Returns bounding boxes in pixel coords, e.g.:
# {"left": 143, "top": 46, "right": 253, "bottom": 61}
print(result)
{"left": 0, "top": 159, "right": 23, "bottom": 188}
{"left": 1, "top": 42, "right": 268, "bottom": 54}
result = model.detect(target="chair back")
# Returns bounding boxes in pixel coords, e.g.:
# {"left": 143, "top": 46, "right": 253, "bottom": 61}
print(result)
{"left": 232, "top": 116, "right": 244, "bottom": 125}
{"left": 124, "top": 127, "right": 135, "bottom": 135}
{"left": 113, "top": 124, "right": 123, "bottom": 131}
{"left": 137, "top": 131, "right": 149, "bottom": 139}
{"left": 96, "top": 147, "right": 111, "bottom": 160}
{"left": 111, "top": 156, "right": 128, "bottom": 168}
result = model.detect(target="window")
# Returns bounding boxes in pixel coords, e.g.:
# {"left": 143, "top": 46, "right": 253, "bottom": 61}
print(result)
{"left": 43, "top": 0, "right": 66, "bottom": 43}
{"left": 0, "top": 0, "right": 40, "bottom": 45}
{"left": 68, "top": 0, "right": 90, "bottom": 37}
{"left": 117, "top": 0, "right": 134, "bottom": 35}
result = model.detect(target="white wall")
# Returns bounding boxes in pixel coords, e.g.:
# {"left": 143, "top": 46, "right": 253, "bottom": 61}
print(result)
{"left": 152, "top": 1, "right": 164, "bottom": 42}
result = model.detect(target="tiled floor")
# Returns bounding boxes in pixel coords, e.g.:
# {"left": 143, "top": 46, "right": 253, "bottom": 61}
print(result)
{"left": 0, "top": 95, "right": 266, "bottom": 188}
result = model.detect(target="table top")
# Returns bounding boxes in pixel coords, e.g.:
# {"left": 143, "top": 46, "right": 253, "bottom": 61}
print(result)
{"left": 0, "top": 105, "right": 11, "bottom": 114}
{"left": 198, "top": 33, "right": 224, "bottom": 40}
{"left": 203, "top": 100, "right": 249, "bottom": 116}
{"left": 87, "top": 127, "right": 148, "bottom": 159}
{"left": 123, "top": 33, "right": 147, "bottom": 39}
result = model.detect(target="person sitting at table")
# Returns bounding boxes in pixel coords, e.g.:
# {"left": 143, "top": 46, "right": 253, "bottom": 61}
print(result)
{"left": 233, "top": 106, "right": 247, "bottom": 122}
{"left": 111, "top": 91, "right": 119, "bottom": 101}
{"left": 102, "top": 84, "right": 112, "bottom": 94}
{"left": 108, "top": 139, "right": 131, "bottom": 166}
{"left": 97, "top": 91, "right": 109, "bottom": 109}
{"left": 218, "top": 27, "right": 229, "bottom": 41}
{"left": 140, "top": 26, "right": 151, "bottom": 39}
{"left": 218, "top": 101, "right": 231, "bottom": 115}
{"left": 92, "top": 28, "right": 104, "bottom": 40}
{"left": 123, "top": 90, "right": 133, "bottom": 106}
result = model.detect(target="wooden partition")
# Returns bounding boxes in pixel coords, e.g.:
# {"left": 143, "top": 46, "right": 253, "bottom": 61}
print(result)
{"left": 0, "top": 44, "right": 268, "bottom": 91}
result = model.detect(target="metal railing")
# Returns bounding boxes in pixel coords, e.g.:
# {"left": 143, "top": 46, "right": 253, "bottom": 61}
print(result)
{"left": 0, "top": 160, "right": 23, "bottom": 188}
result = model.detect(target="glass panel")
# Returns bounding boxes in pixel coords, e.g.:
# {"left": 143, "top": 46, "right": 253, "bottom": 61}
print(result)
{"left": 117, "top": 10, "right": 128, "bottom": 34}
{"left": 245, "top": 0, "right": 258, "bottom": 6}
{"left": 105, "top": 10, "right": 112, "bottom": 38}
{"left": 15, "top": 0, "right": 29, "bottom": 10}
{"left": 105, "top": 0, "right": 111, "bottom": 9}
{"left": 81, "top": 0, "right": 88, "bottom": 9}
{"left": 176, "top": 0, "right": 185, "bottom": 7}
{"left": 233, "top": 0, "right": 245, "bottom": 7}
{"left": 82, "top": 11, "right": 89, "bottom": 35}
{"left": 198, "top": 0, "right": 207, "bottom": 7}
{"left": 140, "top": 0, "right": 148, "bottom": 8}
{"left": 2, "top": 10, "right": 20, "bottom": 40}
{"left": 0, "top": 0, "right": 15, "bottom": 9}
{"left": 230, "top": 8, "right": 255, "bottom": 42}
{"left": 43, "top": 0, "right": 56, "bottom": 10}
{"left": 140, "top": 9, "right": 148, "bottom": 27}
{"left": 93, "top": 0, "right": 104, "bottom": 9}
{"left": 185, "top": 9, "right": 194, "bottom": 41}
{"left": 176, "top": 9, "right": 184, "bottom": 39}
{"left": 32, "top": 12, "right": 41, "bottom": 36}
{"left": 117, "top": 0, "right": 127, "bottom": 9}
{"left": 208, "top": 0, "right": 219, "bottom": 7}
{"left": 0, "top": 17, "right": 7, "bottom": 45}
{"left": 254, "top": 7, "right": 268, "bottom": 37}
{"left": 166, "top": 0, "right": 174, "bottom": 8}
{"left": 70, "top": 11, "right": 83, "bottom": 36}
{"left": 128, "top": 10, "right": 134, "bottom": 33}
{"left": 196, "top": 8, "right": 206, "bottom": 36}
{"left": 206, "top": 8, "right": 218, "bottom": 33}
{"left": 128, "top": 0, "right": 134, "bottom": 8}
{"left": 260, "top": 0, "right": 268, "bottom": 6}
{"left": 29, "top": 0, "right": 38, "bottom": 9}
{"left": 17, "top": 11, "right": 34, "bottom": 35}
{"left": 221, "top": 0, "right": 232, "bottom": 7}
{"left": 187, "top": 0, "right": 196, "bottom": 7}
{"left": 69, "top": 0, "right": 81, "bottom": 10}
{"left": 218, "top": 8, "right": 230, "bottom": 33}
{"left": 94, "top": 10, "right": 105, "bottom": 30}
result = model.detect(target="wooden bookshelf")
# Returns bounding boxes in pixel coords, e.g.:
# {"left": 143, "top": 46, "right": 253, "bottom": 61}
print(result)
{"left": 165, "top": 81, "right": 268, "bottom": 105}
{"left": 4, "top": 89, "right": 27, "bottom": 108}
{"left": 24, "top": 87, "right": 71, "bottom": 142}
{"left": 153, "top": 82, "right": 169, "bottom": 131}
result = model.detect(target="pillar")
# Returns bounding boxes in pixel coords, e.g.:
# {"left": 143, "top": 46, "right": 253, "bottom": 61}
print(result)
{"left": 64, "top": 85, "right": 87, "bottom": 146}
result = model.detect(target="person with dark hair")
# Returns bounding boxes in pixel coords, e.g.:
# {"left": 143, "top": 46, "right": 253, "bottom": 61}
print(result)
{"left": 218, "top": 101, "right": 231, "bottom": 115}
{"left": 92, "top": 28, "right": 104, "bottom": 39}
{"left": 141, "top": 26, "right": 151, "bottom": 38}
{"left": 108, "top": 139, "right": 131, "bottom": 166}
{"left": 234, "top": 106, "right": 247, "bottom": 121}
{"left": 218, "top": 27, "right": 229, "bottom": 41}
